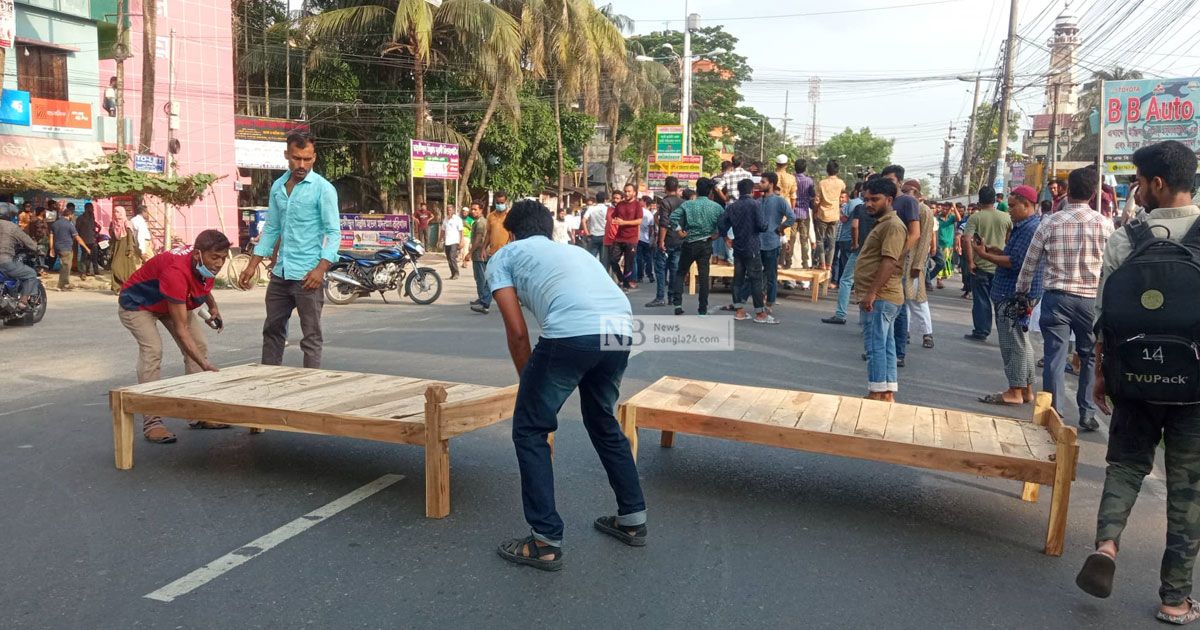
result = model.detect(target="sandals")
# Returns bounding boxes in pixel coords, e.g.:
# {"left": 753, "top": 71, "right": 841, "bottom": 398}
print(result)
{"left": 1158, "top": 599, "right": 1200, "bottom": 625}
{"left": 593, "top": 516, "right": 647, "bottom": 547}
{"left": 753, "top": 315, "right": 780, "bottom": 325}
{"left": 496, "top": 535, "right": 563, "bottom": 572}
{"left": 142, "top": 417, "right": 177, "bottom": 444}
{"left": 923, "top": 334, "right": 935, "bottom": 349}
{"left": 1076, "top": 551, "right": 1116, "bottom": 598}
{"left": 188, "top": 420, "right": 230, "bottom": 430}
{"left": 979, "top": 393, "right": 1023, "bottom": 406}
{"left": 734, "top": 313, "right": 750, "bottom": 321}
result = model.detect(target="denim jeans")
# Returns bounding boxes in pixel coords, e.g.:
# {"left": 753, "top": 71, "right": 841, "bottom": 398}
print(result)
{"left": 587, "top": 235, "right": 604, "bottom": 260}
{"left": 512, "top": 335, "right": 646, "bottom": 545}
{"left": 732, "top": 252, "right": 765, "bottom": 312}
{"left": 1040, "top": 290, "right": 1097, "bottom": 422}
{"left": 654, "top": 247, "right": 681, "bottom": 302}
{"left": 0, "top": 260, "right": 38, "bottom": 296}
{"left": 831, "top": 240, "right": 850, "bottom": 284}
{"left": 472, "top": 259, "right": 491, "bottom": 307}
{"left": 673, "top": 240, "right": 712, "bottom": 314}
{"left": 970, "top": 270, "right": 994, "bottom": 338}
{"left": 760, "top": 247, "right": 781, "bottom": 304}
{"left": 862, "top": 300, "right": 901, "bottom": 392}
{"left": 636, "top": 241, "right": 654, "bottom": 282}
{"left": 834, "top": 252, "right": 859, "bottom": 319}
{"left": 894, "top": 302, "right": 909, "bottom": 359}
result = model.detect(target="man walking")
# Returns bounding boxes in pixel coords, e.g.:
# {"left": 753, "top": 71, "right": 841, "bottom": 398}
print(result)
{"left": 670, "top": 178, "right": 723, "bottom": 316}
{"left": 717, "top": 179, "right": 775, "bottom": 324}
{"left": 856, "top": 177, "right": 908, "bottom": 401}
{"left": 441, "top": 205, "right": 463, "bottom": 280}
{"left": 647, "top": 177, "right": 685, "bottom": 308}
{"left": 1015, "top": 167, "right": 1112, "bottom": 431}
{"left": 1076, "top": 141, "right": 1200, "bottom": 623}
{"left": 972, "top": 185, "right": 1043, "bottom": 406}
{"left": 822, "top": 178, "right": 875, "bottom": 325}
{"left": 48, "top": 205, "right": 89, "bottom": 291}
{"left": 609, "top": 184, "right": 643, "bottom": 290}
{"left": 813, "top": 160, "right": 846, "bottom": 271}
{"left": 757, "top": 172, "right": 795, "bottom": 310}
{"left": 963, "top": 186, "right": 1013, "bottom": 342}
{"left": 238, "top": 132, "right": 340, "bottom": 369}
{"left": 75, "top": 202, "right": 101, "bottom": 279}
{"left": 488, "top": 200, "right": 645, "bottom": 572}
{"left": 901, "top": 180, "right": 937, "bottom": 352}
{"left": 788, "top": 159, "right": 815, "bottom": 269}
{"left": 468, "top": 203, "right": 492, "bottom": 314}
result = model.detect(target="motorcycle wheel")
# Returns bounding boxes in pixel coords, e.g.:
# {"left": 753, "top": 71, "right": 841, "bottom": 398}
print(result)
{"left": 324, "top": 276, "right": 361, "bottom": 305}
{"left": 15, "top": 283, "right": 47, "bottom": 326}
{"left": 404, "top": 267, "right": 442, "bottom": 305}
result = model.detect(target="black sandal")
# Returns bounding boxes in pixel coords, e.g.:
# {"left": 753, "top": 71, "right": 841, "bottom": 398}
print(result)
{"left": 496, "top": 535, "right": 563, "bottom": 572}
{"left": 1076, "top": 551, "right": 1116, "bottom": 598}
{"left": 593, "top": 516, "right": 647, "bottom": 547}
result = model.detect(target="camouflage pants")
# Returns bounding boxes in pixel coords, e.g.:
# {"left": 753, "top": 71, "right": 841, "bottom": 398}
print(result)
{"left": 1096, "top": 400, "right": 1200, "bottom": 606}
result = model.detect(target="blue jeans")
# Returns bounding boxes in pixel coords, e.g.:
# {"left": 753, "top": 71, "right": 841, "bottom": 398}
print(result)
{"left": 472, "top": 259, "right": 491, "bottom": 307}
{"left": 512, "top": 335, "right": 646, "bottom": 545}
{"left": 1040, "top": 290, "right": 1097, "bottom": 422}
{"left": 970, "top": 270, "right": 994, "bottom": 338}
{"left": 587, "top": 235, "right": 604, "bottom": 260}
{"left": 831, "top": 240, "right": 850, "bottom": 284}
{"left": 760, "top": 247, "right": 781, "bottom": 304}
{"left": 636, "top": 241, "right": 654, "bottom": 282}
{"left": 894, "top": 302, "right": 909, "bottom": 359}
{"left": 654, "top": 247, "right": 681, "bottom": 302}
{"left": 862, "top": 301, "right": 901, "bottom": 393}
{"left": 835, "top": 252, "right": 859, "bottom": 319}
{"left": 0, "top": 260, "right": 38, "bottom": 297}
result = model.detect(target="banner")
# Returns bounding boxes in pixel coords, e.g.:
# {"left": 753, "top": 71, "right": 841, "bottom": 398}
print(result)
{"left": 655, "top": 125, "right": 684, "bottom": 162}
{"left": 1102, "top": 78, "right": 1200, "bottom": 174}
{"left": 0, "top": 89, "right": 29, "bottom": 126}
{"left": 235, "top": 116, "right": 310, "bottom": 170}
{"left": 409, "top": 139, "right": 459, "bottom": 180}
{"left": 646, "top": 155, "right": 703, "bottom": 194}
{"left": 0, "top": 0, "right": 13, "bottom": 49}
{"left": 133, "top": 153, "right": 165, "bottom": 174}
{"left": 30, "top": 98, "right": 92, "bottom": 135}
{"left": 339, "top": 213, "right": 411, "bottom": 252}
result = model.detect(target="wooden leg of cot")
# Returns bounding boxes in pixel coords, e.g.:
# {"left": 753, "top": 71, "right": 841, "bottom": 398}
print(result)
{"left": 688, "top": 273, "right": 696, "bottom": 296}
{"left": 1021, "top": 482, "right": 1040, "bottom": 502}
{"left": 810, "top": 279, "right": 819, "bottom": 303}
{"left": 619, "top": 406, "right": 639, "bottom": 462}
{"left": 547, "top": 432, "right": 555, "bottom": 457}
{"left": 660, "top": 431, "right": 675, "bottom": 448}
{"left": 111, "top": 391, "right": 134, "bottom": 470}
{"left": 1044, "top": 441, "right": 1077, "bottom": 556}
{"left": 424, "top": 385, "right": 450, "bottom": 519}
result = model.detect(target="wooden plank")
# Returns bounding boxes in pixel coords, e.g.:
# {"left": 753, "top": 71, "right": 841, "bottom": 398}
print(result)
{"left": 424, "top": 386, "right": 450, "bottom": 518}
{"left": 854, "top": 399, "right": 891, "bottom": 439}
{"left": 635, "top": 407, "right": 1057, "bottom": 485}
{"left": 1045, "top": 437, "right": 1079, "bottom": 556}
{"left": 795, "top": 393, "right": 841, "bottom": 432}
{"left": 830, "top": 397, "right": 862, "bottom": 435}
{"left": 689, "top": 383, "right": 738, "bottom": 416}
{"left": 332, "top": 381, "right": 449, "bottom": 417}
{"left": 1021, "top": 423, "right": 1057, "bottom": 462}
{"left": 440, "top": 384, "right": 520, "bottom": 437}
{"left": 884, "top": 403, "right": 919, "bottom": 443}
{"left": 932, "top": 409, "right": 972, "bottom": 451}
{"left": 301, "top": 376, "right": 425, "bottom": 413}
{"left": 967, "top": 415, "right": 1004, "bottom": 456}
{"left": 712, "top": 385, "right": 765, "bottom": 420}
{"left": 994, "top": 418, "right": 1036, "bottom": 459}
{"left": 623, "top": 376, "right": 688, "bottom": 409}
{"left": 359, "top": 383, "right": 475, "bottom": 420}
{"left": 911, "top": 407, "right": 937, "bottom": 446}
{"left": 240, "top": 371, "right": 371, "bottom": 410}
{"left": 122, "top": 364, "right": 267, "bottom": 395}
{"left": 174, "top": 369, "right": 326, "bottom": 402}
{"left": 766, "top": 391, "right": 813, "bottom": 427}
{"left": 111, "top": 391, "right": 134, "bottom": 470}
{"left": 740, "top": 387, "right": 790, "bottom": 423}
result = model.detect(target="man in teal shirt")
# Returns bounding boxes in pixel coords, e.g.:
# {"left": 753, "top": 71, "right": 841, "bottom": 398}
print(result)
{"left": 238, "top": 132, "right": 340, "bottom": 368}
{"left": 669, "top": 177, "right": 724, "bottom": 315}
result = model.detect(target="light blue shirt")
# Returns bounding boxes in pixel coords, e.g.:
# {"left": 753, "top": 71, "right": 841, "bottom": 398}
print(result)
{"left": 254, "top": 170, "right": 341, "bottom": 280}
{"left": 759, "top": 193, "right": 796, "bottom": 251}
{"left": 485, "top": 235, "right": 633, "bottom": 338}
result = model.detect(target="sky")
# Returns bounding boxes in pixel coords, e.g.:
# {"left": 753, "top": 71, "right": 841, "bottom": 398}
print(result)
{"left": 603, "top": 0, "right": 1200, "bottom": 190}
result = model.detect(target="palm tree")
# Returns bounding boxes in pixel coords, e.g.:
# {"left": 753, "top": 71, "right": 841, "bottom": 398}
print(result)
{"left": 1067, "top": 67, "right": 1144, "bottom": 161}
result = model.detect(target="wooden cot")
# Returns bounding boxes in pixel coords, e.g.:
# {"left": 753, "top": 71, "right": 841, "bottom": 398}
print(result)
{"left": 617, "top": 376, "right": 1079, "bottom": 556}
{"left": 109, "top": 364, "right": 518, "bottom": 518}
{"left": 687, "top": 265, "right": 831, "bottom": 302}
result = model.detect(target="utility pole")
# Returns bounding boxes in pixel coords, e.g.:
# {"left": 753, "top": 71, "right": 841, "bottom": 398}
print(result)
{"left": 759, "top": 117, "right": 766, "bottom": 163}
{"left": 139, "top": 0, "right": 157, "bottom": 153}
{"left": 164, "top": 29, "right": 176, "bottom": 248}
{"left": 960, "top": 74, "right": 982, "bottom": 196}
{"left": 808, "top": 77, "right": 821, "bottom": 147}
{"left": 940, "top": 122, "right": 955, "bottom": 198}
{"left": 681, "top": 6, "right": 697, "bottom": 155}
{"left": 994, "top": 0, "right": 1019, "bottom": 193}
{"left": 300, "top": 0, "right": 309, "bottom": 121}
{"left": 782, "top": 90, "right": 790, "bottom": 139}
{"left": 1044, "top": 81, "right": 1061, "bottom": 192}
{"left": 114, "top": 0, "right": 129, "bottom": 154}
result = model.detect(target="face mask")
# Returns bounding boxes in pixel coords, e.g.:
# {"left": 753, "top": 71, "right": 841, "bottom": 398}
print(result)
{"left": 196, "top": 260, "right": 216, "bottom": 279}
{"left": 494, "top": 203, "right": 507, "bottom": 211}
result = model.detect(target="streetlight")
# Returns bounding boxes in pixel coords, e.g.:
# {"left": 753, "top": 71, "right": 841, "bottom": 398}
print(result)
{"left": 649, "top": 38, "right": 726, "bottom": 156}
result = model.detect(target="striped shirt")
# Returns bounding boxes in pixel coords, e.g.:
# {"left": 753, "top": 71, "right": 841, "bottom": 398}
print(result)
{"left": 1015, "top": 202, "right": 1113, "bottom": 299}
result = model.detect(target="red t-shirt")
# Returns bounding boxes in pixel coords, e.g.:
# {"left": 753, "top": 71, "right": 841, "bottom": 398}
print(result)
{"left": 612, "top": 201, "right": 642, "bottom": 244}
{"left": 603, "top": 207, "right": 619, "bottom": 246}
{"left": 119, "top": 250, "right": 214, "bottom": 314}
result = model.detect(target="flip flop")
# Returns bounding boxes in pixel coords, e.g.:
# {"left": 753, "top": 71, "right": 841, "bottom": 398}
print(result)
{"left": 1076, "top": 552, "right": 1116, "bottom": 598}
{"left": 978, "top": 393, "right": 1023, "bottom": 406}
{"left": 1158, "top": 599, "right": 1200, "bottom": 625}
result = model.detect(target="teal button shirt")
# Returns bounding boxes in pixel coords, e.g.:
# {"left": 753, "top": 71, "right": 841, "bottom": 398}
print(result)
{"left": 254, "top": 171, "right": 341, "bottom": 280}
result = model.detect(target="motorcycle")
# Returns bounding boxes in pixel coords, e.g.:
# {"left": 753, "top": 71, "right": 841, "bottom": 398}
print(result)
{"left": 0, "top": 252, "right": 48, "bottom": 327}
{"left": 324, "top": 239, "right": 443, "bottom": 306}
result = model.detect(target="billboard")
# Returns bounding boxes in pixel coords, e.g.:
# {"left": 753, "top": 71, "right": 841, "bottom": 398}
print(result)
{"left": 234, "top": 116, "right": 310, "bottom": 170}
{"left": 655, "top": 125, "right": 684, "bottom": 162}
{"left": 1102, "top": 78, "right": 1200, "bottom": 174}
{"left": 340, "top": 213, "right": 411, "bottom": 252}
{"left": 646, "top": 155, "right": 703, "bottom": 194}
{"left": 0, "top": 89, "right": 29, "bottom": 126}
{"left": 0, "top": 0, "right": 12, "bottom": 49}
{"left": 409, "top": 139, "right": 459, "bottom": 180}
{"left": 30, "top": 98, "right": 92, "bottom": 135}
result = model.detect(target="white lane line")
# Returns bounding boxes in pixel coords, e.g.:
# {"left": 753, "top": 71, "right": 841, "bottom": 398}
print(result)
{"left": 144, "top": 474, "right": 404, "bottom": 603}
{"left": 0, "top": 402, "right": 52, "bottom": 417}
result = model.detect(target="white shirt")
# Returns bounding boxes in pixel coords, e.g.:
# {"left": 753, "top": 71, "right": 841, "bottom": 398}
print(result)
{"left": 584, "top": 203, "right": 608, "bottom": 237}
{"left": 442, "top": 214, "right": 463, "bottom": 246}
{"left": 566, "top": 213, "right": 581, "bottom": 231}
{"left": 130, "top": 214, "right": 152, "bottom": 253}
{"left": 639, "top": 208, "right": 655, "bottom": 243}
{"left": 552, "top": 218, "right": 571, "bottom": 244}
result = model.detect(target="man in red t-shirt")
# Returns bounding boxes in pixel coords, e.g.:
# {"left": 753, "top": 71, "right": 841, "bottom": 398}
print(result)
{"left": 118, "top": 229, "right": 231, "bottom": 444}
{"left": 608, "top": 184, "right": 644, "bottom": 289}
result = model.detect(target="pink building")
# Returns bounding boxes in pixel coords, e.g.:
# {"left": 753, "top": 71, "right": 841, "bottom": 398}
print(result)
{"left": 98, "top": 0, "right": 237, "bottom": 247}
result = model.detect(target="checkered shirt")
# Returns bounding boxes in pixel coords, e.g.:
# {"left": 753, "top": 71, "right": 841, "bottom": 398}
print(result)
{"left": 1015, "top": 203, "right": 1113, "bottom": 299}
{"left": 720, "top": 167, "right": 753, "bottom": 200}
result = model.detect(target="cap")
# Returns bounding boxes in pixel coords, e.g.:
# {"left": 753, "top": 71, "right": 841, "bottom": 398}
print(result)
{"left": 775, "top": 154, "right": 790, "bottom": 165}
{"left": 1010, "top": 185, "right": 1038, "bottom": 205}
{"left": 902, "top": 179, "right": 922, "bottom": 192}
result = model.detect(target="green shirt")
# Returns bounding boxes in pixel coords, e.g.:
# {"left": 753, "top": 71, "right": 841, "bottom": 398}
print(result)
{"left": 937, "top": 215, "right": 956, "bottom": 249}
{"left": 964, "top": 207, "right": 1012, "bottom": 275}
{"left": 670, "top": 198, "right": 724, "bottom": 244}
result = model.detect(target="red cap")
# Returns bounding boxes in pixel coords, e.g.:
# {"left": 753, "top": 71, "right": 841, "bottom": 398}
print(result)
{"left": 1010, "top": 185, "right": 1038, "bottom": 205}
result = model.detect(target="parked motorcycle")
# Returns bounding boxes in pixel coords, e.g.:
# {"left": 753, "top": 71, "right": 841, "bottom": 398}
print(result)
{"left": 0, "top": 252, "right": 48, "bottom": 327}
{"left": 324, "top": 239, "right": 443, "bottom": 306}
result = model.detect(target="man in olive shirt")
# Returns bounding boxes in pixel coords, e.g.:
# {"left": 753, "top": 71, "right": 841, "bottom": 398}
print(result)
{"left": 963, "top": 186, "right": 1012, "bottom": 341}
{"left": 855, "top": 177, "right": 908, "bottom": 402}
{"left": 669, "top": 177, "right": 724, "bottom": 316}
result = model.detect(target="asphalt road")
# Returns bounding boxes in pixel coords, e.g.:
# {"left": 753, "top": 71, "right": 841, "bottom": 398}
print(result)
{"left": 0, "top": 262, "right": 1171, "bottom": 629}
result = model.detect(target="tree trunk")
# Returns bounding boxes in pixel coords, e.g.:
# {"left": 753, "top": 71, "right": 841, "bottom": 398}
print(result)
{"left": 554, "top": 83, "right": 566, "bottom": 212}
{"left": 606, "top": 104, "right": 618, "bottom": 196}
{"left": 459, "top": 83, "right": 502, "bottom": 207}
{"left": 139, "top": 0, "right": 157, "bottom": 152}
{"left": 261, "top": 0, "right": 269, "bottom": 117}
{"left": 413, "top": 55, "right": 426, "bottom": 141}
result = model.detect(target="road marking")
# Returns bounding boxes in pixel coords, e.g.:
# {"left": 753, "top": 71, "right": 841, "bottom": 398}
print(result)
{"left": 0, "top": 402, "right": 52, "bottom": 417}
{"left": 143, "top": 474, "right": 404, "bottom": 603}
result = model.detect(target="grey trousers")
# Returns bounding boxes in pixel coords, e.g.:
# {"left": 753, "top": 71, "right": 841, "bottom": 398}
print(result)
{"left": 262, "top": 275, "right": 324, "bottom": 368}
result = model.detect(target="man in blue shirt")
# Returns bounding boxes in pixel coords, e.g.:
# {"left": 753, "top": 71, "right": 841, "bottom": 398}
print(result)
{"left": 757, "top": 172, "right": 796, "bottom": 310}
{"left": 238, "top": 132, "right": 341, "bottom": 369}
{"left": 487, "top": 200, "right": 645, "bottom": 572}
{"left": 717, "top": 179, "right": 774, "bottom": 323}
{"left": 972, "top": 185, "right": 1044, "bottom": 406}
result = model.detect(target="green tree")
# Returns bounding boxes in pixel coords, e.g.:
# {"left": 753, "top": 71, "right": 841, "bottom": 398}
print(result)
{"left": 963, "top": 102, "right": 1021, "bottom": 191}
{"left": 476, "top": 94, "right": 594, "bottom": 198}
{"left": 1066, "top": 66, "right": 1144, "bottom": 161}
{"left": 817, "top": 128, "right": 895, "bottom": 186}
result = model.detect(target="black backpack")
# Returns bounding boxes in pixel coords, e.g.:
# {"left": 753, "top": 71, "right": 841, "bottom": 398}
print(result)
{"left": 1100, "top": 217, "right": 1200, "bottom": 404}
